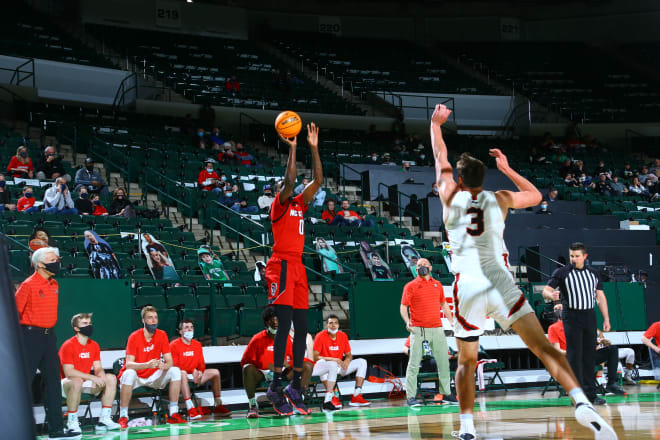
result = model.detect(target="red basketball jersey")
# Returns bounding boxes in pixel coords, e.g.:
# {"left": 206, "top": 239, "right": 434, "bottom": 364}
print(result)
{"left": 270, "top": 192, "right": 308, "bottom": 256}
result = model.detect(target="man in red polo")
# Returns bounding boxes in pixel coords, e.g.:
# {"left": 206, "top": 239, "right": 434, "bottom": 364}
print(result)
{"left": 400, "top": 257, "right": 457, "bottom": 406}
{"left": 170, "top": 319, "right": 231, "bottom": 420}
{"left": 16, "top": 247, "right": 81, "bottom": 439}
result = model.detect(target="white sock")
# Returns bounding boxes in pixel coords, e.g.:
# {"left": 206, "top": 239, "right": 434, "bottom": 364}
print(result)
{"left": 460, "top": 413, "right": 475, "bottom": 434}
{"left": 169, "top": 402, "right": 179, "bottom": 416}
{"left": 120, "top": 407, "right": 128, "bottom": 419}
{"left": 67, "top": 411, "right": 78, "bottom": 423}
{"left": 101, "top": 407, "right": 112, "bottom": 419}
{"left": 569, "top": 388, "right": 590, "bottom": 406}
{"left": 185, "top": 398, "right": 194, "bottom": 410}
{"left": 214, "top": 396, "right": 222, "bottom": 406}
{"left": 324, "top": 392, "right": 333, "bottom": 403}
{"left": 249, "top": 397, "right": 256, "bottom": 408}
{"left": 353, "top": 387, "right": 362, "bottom": 397}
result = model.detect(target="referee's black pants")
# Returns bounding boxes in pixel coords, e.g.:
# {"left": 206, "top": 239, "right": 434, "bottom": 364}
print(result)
{"left": 563, "top": 309, "right": 597, "bottom": 400}
{"left": 21, "top": 325, "right": 63, "bottom": 434}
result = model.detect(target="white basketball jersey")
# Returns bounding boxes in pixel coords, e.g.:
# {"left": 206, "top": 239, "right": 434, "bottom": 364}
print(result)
{"left": 445, "top": 190, "right": 507, "bottom": 275}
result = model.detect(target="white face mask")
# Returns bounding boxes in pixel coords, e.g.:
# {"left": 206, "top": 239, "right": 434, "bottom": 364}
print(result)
{"left": 328, "top": 328, "right": 338, "bottom": 335}
{"left": 183, "top": 331, "right": 194, "bottom": 340}
{"left": 268, "top": 326, "right": 277, "bottom": 335}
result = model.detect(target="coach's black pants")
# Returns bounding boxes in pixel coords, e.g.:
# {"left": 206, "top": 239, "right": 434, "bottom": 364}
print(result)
{"left": 21, "top": 325, "right": 63, "bottom": 434}
{"left": 563, "top": 309, "right": 597, "bottom": 400}
{"left": 595, "top": 345, "right": 620, "bottom": 386}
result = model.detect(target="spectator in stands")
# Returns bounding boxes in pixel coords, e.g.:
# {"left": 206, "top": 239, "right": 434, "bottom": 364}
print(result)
{"left": 579, "top": 172, "right": 592, "bottom": 188}
{"left": 75, "top": 158, "right": 108, "bottom": 196}
{"left": 369, "top": 152, "right": 380, "bottom": 164}
{"left": 294, "top": 177, "right": 326, "bottom": 207}
{"left": 217, "top": 142, "right": 237, "bottom": 165}
{"left": 337, "top": 199, "right": 374, "bottom": 227}
{"left": 17, "top": 185, "right": 38, "bottom": 213}
{"left": 573, "top": 160, "right": 586, "bottom": 177}
{"left": 257, "top": 184, "right": 275, "bottom": 211}
{"left": 225, "top": 75, "right": 240, "bottom": 94}
{"left": 194, "top": 128, "right": 208, "bottom": 150}
{"left": 0, "top": 174, "right": 15, "bottom": 212}
{"left": 313, "top": 315, "right": 371, "bottom": 409}
{"left": 564, "top": 173, "right": 579, "bottom": 188}
{"left": 7, "top": 145, "right": 34, "bottom": 179}
{"left": 209, "top": 127, "right": 224, "bottom": 146}
{"left": 231, "top": 197, "right": 258, "bottom": 214}
{"left": 234, "top": 143, "right": 256, "bottom": 167}
{"left": 619, "top": 162, "right": 636, "bottom": 179}
{"left": 650, "top": 158, "right": 660, "bottom": 175}
{"left": 402, "top": 161, "right": 412, "bottom": 172}
{"left": 91, "top": 194, "right": 108, "bottom": 216}
{"left": 590, "top": 174, "right": 612, "bottom": 196}
{"left": 593, "top": 160, "right": 611, "bottom": 178}
{"left": 108, "top": 188, "right": 134, "bottom": 217}
{"left": 608, "top": 175, "right": 628, "bottom": 197}
{"left": 73, "top": 187, "right": 94, "bottom": 216}
{"left": 547, "top": 188, "right": 559, "bottom": 203}
{"left": 59, "top": 313, "right": 121, "bottom": 433}
{"left": 170, "top": 319, "right": 231, "bottom": 420}
{"left": 382, "top": 153, "right": 396, "bottom": 166}
{"left": 43, "top": 177, "right": 77, "bottom": 215}
{"left": 559, "top": 159, "right": 573, "bottom": 178}
{"left": 322, "top": 200, "right": 344, "bottom": 226}
{"left": 637, "top": 166, "right": 651, "bottom": 185}
{"left": 36, "top": 146, "right": 71, "bottom": 182}
{"left": 528, "top": 146, "right": 545, "bottom": 164}
{"left": 427, "top": 183, "right": 439, "bottom": 198}
{"left": 536, "top": 199, "right": 551, "bottom": 215}
{"left": 628, "top": 176, "right": 649, "bottom": 196}
{"left": 241, "top": 307, "right": 309, "bottom": 418}
{"left": 117, "top": 306, "right": 184, "bottom": 428}
{"left": 197, "top": 159, "right": 221, "bottom": 193}
{"left": 217, "top": 185, "right": 239, "bottom": 208}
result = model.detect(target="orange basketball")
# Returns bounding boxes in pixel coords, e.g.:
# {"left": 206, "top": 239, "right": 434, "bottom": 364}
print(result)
{"left": 275, "top": 111, "right": 302, "bottom": 138}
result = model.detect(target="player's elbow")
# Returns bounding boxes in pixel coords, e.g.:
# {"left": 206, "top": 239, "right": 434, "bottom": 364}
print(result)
{"left": 531, "top": 189, "right": 542, "bottom": 206}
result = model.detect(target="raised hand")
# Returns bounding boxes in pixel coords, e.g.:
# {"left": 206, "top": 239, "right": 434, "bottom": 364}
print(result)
{"left": 431, "top": 104, "right": 452, "bottom": 126}
{"left": 307, "top": 122, "right": 319, "bottom": 149}
{"left": 489, "top": 148, "right": 511, "bottom": 172}
{"left": 279, "top": 133, "right": 297, "bottom": 149}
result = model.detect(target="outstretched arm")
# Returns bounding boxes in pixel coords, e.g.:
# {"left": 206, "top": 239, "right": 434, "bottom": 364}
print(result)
{"left": 278, "top": 134, "right": 298, "bottom": 204}
{"left": 491, "top": 148, "right": 542, "bottom": 210}
{"left": 430, "top": 104, "right": 458, "bottom": 205}
{"left": 301, "top": 123, "right": 323, "bottom": 205}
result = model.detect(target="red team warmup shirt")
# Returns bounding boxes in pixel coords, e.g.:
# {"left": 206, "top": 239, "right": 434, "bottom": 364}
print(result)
{"left": 313, "top": 330, "right": 351, "bottom": 360}
{"left": 644, "top": 322, "right": 660, "bottom": 343}
{"left": 119, "top": 329, "right": 171, "bottom": 379}
{"left": 170, "top": 338, "right": 206, "bottom": 373}
{"left": 59, "top": 336, "right": 101, "bottom": 379}
{"left": 547, "top": 320, "right": 567, "bottom": 351}
{"left": 241, "top": 330, "right": 293, "bottom": 370}
{"left": 401, "top": 276, "right": 446, "bottom": 328}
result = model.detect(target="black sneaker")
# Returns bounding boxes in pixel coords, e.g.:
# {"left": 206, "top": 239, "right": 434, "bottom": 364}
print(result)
{"left": 604, "top": 384, "right": 625, "bottom": 396}
{"left": 442, "top": 394, "right": 459, "bottom": 405}
{"left": 48, "top": 430, "right": 82, "bottom": 439}
{"left": 322, "top": 400, "right": 339, "bottom": 412}
{"left": 590, "top": 396, "right": 607, "bottom": 405}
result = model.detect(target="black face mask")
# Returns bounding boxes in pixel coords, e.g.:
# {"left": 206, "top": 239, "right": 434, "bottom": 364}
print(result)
{"left": 80, "top": 193, "right": 88, "bottom": 199}
{"left": 145, "top": 323, "right": 158, "bottom": 333}
{"left": 417, "top": 266, "right": 430, "bottom": 276}
{"left": 78, "top": 325, "right": 93, "bottom": 337}
{"left": 43, "top": 261, "right": 61, "bottom": 276}
{"left": 86, "top": 166, "right": 94, "bottom": 172}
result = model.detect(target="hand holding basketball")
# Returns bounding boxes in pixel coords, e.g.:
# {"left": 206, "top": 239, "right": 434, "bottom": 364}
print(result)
{"left": 431, "top": 104, "right": 452, "bottom": 126}
{"left": 275, "top": 110, "right": 302, "bottom": 148}
{"left": 306, "top": 122, "right": 319, "bottom": 149}
{"left": 489, "top": 148, "right": 511, "bottom": 172}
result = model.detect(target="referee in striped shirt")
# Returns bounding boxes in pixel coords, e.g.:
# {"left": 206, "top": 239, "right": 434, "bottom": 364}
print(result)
{"left": 543, "top": 242, "right": 612, "bottom": 405}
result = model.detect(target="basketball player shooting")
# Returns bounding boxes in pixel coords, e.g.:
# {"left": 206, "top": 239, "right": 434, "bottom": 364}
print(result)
{"left": 430, "top": 104, "right": 616, "bottom": 440}
{"left": 265, "top": 122, "right": 322, "bottom": 416}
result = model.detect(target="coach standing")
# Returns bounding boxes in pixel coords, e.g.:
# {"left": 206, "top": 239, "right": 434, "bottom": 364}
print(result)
{"left": 400, "top": 258, "right": 457, "bottom": 406}
{"left": 16, "top": 247, "right": 80, "bottom": 439}
{"left": 543, "top": 242, "right": 611, "bottom": 405}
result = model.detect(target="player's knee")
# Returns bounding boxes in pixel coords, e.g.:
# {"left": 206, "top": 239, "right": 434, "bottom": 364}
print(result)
{"left": 169, "top": 366, "right": 181, "bottom": 381}
{"left": 120, "top": 369, "right": 138, "bottom": 387}
{"left": 209, "top": 368, "right": 220, "bottom": 378}
{"left": 105, "top": 373, "right": 117, "bottom": 386}
{"left": 70, "top": 377, "right": 83, "bottom": 391}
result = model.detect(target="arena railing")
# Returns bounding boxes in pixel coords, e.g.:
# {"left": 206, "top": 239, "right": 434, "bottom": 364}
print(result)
{"left": 142, "top": 169, "right": 194, "bottom": 232}
{"left": 0, "top": 232, "right": 34, "bottom": 279}
{"left": 339, "top": 163, "right": 366, "bottom": 205}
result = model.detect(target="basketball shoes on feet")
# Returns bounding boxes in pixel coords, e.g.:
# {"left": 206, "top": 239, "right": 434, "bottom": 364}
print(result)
{"left": 267, "top": 384, "right": 294, "bottom": 416}
{"left": 451, "top": 431, "right": 476, "bottom": 439}
{"left": 575, "top": 402, "right": 618, "bottom": 440}
{"left": 349, "top": 394, "right": 371, "bottom": 406}
{"left": 284, "top": 384, "right": 311, "bottom": 415}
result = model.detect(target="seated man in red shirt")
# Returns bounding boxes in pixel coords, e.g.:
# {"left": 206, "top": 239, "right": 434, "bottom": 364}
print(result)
{"left": 313, "top": 315, "right": 370, "bottom": 411}
{"left": 241, "top": 307, "right": 312, "bottom": 418}
{"left": 321, "top": 200, "right": 345, "bottom": 226}
{"left": 197, "top": 160, "right": 222, "bottom": 193}
{"left": 170, "top": 319, "right": 231, "bottom": 420}
{"left": 642, "top": 320, "right": 660, "bottom": 374}
{"left": 59, "top": 313, "right": 120, "bottom": 434}
{"left": 336, "top": 200, "right": 374, "bottom": 227}
{"left": 117, "top": 306, "right": 184, "bottom": 427}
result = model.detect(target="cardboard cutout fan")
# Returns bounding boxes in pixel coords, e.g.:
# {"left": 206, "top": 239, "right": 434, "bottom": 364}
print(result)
{"left": 316, "top": 237, "right": 343, "bottom": 273}
{"left": 400, "top": 243, "right": 421, "bottom": 277}
{"left": 141, "top": 233, "right": 179, "bottom": 281}
{"left": 83, "top": 230, "right": 121, "bottom": 279}
{"left": 359, "top": 240, "right": 393, "bottom": 281}
{"left": 197, "top": 245, "right": 230, "bottom": 281}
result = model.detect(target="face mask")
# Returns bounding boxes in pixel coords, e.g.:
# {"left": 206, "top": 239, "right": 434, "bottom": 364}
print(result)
{"left": 328, "top": 328, "right": 338, "bottom": 335}
{"left": 579, "top": 177, "right": 585, "bottom": 182}
{"left": 25, "top": 192, "right": 32, "bottom": 198}
{"left": 372, "top": 156, "right": 377, "bottom": 161}
{"left": 60, "top": 184, "right": 67, "bottom": 191}
{"left": 78, "top": 325, "right": 93, "bottom": 337}
{"left": 145, "top": 323, "right": 158, "bottom": 333}
{"left": 93, "top": 200, "right": 100, "bottom": 205}
{"left": 0, "top": 181, "right": 5, "bottom": 187}
{"left": 417, "top": 266, "right": 430, "bottom": 276}
{"left": 420, "top": 155, "right": 425, "bottom": 159}
{"left": 225, "top": 192, "right": 232, "bottom": 197}
{"left": 183, "top": 330, "right": 194, "bottom": 340}
{"left": 221, "top": 176, "right": 227, "bottom": 181}
{"left": 80, "top": 193, "right": 88, "bottom": 199}
{"left": 117, "top": 195, "right": 124, "bottom": 199}
{"left": 86, "top": 166, "right": 94, "bottom": 172}
{"left": 198, "top": 132, "right": 204, "bottom": 137}
{"left": 541, "top": 204, "right": 548, "bottom": 210}
{"left": 19, "top": 152, "right": 27, "bottom": 158}
{"left": 42, "top": 261, "right": 61, "bottom": 276}
{"left": 432, "top": 187, "right": 438, "bottom": 193}
{"left": 267, "top": 326, "right": 277, "bottom": 335}
{"left": 207, "top": 167, "right": 213, "bottom": 172}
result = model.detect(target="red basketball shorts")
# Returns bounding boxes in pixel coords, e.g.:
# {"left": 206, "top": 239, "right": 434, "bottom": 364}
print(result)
{"left": 266, "top": 254, "right": 309, "bottom": 309}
